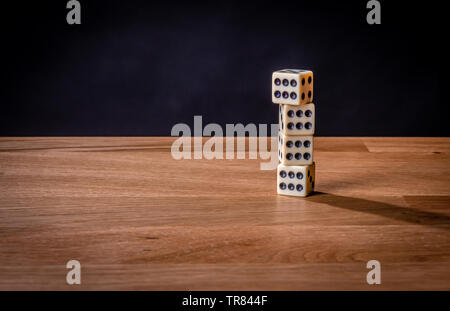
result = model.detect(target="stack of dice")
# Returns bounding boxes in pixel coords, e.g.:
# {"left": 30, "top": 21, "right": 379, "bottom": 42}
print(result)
{"left": 272, "top": 69, "right": 316, "bottom": 197}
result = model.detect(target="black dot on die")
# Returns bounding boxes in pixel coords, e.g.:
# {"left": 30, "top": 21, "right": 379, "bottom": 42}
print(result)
{"left": 308, "top": 76, "right": 312, "bottom": 84}
{"left": 296, "top": 184, "right": 303, "bottom": 192}
{"left": 301, "top": 93, "right": 305, "bottom": 100}
{"left": 295, "top": 141, "right": 302, "bottom": 147}
{"left": 279, "top": 170, "right": 287, "bottom": 178}
{"left": 297, "top": 172, "right": 303, "bottom": 179}
{"left": 274, "top": 91, "right": 281, "bottom": 98}
{"left": 279, "top": 182, "right": 286, "bottom": 190}
{"left": 301, "top": 78, "right": 305, "bottom": 85}
{"left": 308, "top": 91, "right": 312, "bottom": 98}
{"left": 304, "top": 153, "right": 311, "bottom": 160}
{"left": 296, "top": 122, "right": 303, "bottom": 130}
{"left": 287, "top": 153, "right": 293, "bottom": 160}
{"left": 305, "top": 122, "right": 312, "bottom": 130}
{"left": 282, "top": 79, "right": 289, "bottom": 86}
{"left": 288, "top": 110, "right": 294, "bottom": 118}
{"left": 290, "top": 92, "right": 297, "bottom": 99}
{"left": 296, "top": 110, "right": 303, "bottom": 117}
{"left": 288, "top": 183, "right": 295, "bottom": 191}
{"left": 287, "top": 123, "right": 294, "bottom": 130}
{"left": 307, "top": 171, "right": 310, "bottom": 177}
{"left": 275, "top": 78, "right": 281, "bottom": 86}
{"left": 282, "top": 91, "right": 289, "bottom": 98}
{"left": 295, "top": 153, "right": 301, "bottom": 160}
{"left": 312, "top": 181, "right": 315, "bottom": 188}
{"left": 286, "top": 141, "right": 293, "bottom": 148}
{"left": 288, "top": 171, "right": 295, "bottom": 179}
{"left": 290, "top": 79, "right": 297, "bottom": 87}
{"left": 304, "top": 140, "right": 311, "bottom": 148}
{"left": 309, "top": 176, "right": 312, "bottom": 183}
{"left": 305, "top": 110, "right": 312, "bottom": 117}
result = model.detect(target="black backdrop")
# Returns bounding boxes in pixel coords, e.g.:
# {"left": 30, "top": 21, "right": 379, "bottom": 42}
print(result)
{"left": 1, "top": 0, "right": 448, "bottom": 136}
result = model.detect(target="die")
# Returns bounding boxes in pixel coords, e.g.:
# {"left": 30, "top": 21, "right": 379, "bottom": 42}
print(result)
{"left": 278, "top": 132, "right": 314, "bottom": 165}
{"left": 279, "top": 103, "right": 315, "bottom": 136}
{"left": 277, "top": 163, "right": 315, "bottom": 197}
{"left": 272, "top": 69, "right": 313, "bottom": 105}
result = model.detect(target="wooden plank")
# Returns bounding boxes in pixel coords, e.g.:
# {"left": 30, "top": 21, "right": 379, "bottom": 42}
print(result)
{"left": 363, "top": 137, "right": 450, "bottom": 153}
{"left": 0, "top": 137, "right": 368, "bottom": 153}
{"left": 2, "top": 223, "right": 449, "bottom": 265}
{"left": 1, "top": 149, "right": 448, "bottom": 197}
{"left": 1, "top": 263, "right": 449, "bottom": 290}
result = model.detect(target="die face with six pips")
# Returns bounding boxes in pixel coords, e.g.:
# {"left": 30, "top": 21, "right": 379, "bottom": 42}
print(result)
{"left": 273, "top": 68, "right": 316, "bottom": 197}
{"left": 277, "top": 162, "right": 315, "bottom": 197}
{"left": 279, "top": 103, "right": 315, "bottom": 136}
{"left": 278, "top": 132, "right": 314, "bottom": 166}
{"left": 272, "top": 69, "right": 313, "bottom": 106}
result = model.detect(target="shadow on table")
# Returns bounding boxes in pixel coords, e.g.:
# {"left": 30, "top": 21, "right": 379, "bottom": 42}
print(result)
{"left": 307, "top": 192, "right": 450, "bottom": 229}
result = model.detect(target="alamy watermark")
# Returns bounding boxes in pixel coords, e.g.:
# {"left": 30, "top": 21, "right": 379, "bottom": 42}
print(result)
{"left": 66, "top": 259, "right": 81, "bottom": 285}
{"left": 366, "top": 0, "right": 381, "bottom": 25}
{"left": 66, "top": 0, "right": 81, "bottom": 25}
{"left": 66, "top": 1, "right": 379, "bottom": 26}
{"left": 366, "top": 260, "right": 381, "bottom": 285}
{"left": 171, "top": 116, "right": 279, "bottom": 170}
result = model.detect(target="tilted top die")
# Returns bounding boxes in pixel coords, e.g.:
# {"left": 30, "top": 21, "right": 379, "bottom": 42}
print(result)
{"left": 272, "top": 69, "right": 313, "bottom": 105}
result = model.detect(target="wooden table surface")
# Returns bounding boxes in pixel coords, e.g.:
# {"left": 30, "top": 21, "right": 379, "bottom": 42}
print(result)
{"left": 0, "top": 137, "right": 449, "bottom": 290}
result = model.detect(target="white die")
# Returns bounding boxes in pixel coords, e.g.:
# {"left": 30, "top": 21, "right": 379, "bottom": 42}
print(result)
{"left": 278, "top": 132, "right": 313, "bottom": 165}
{"left": 277, "top": 163, "right": 315, "bottom": 197}
{"left": 272, "top": 69, "right": 313, "bottom": 105}
{"left": 279, "top": 103, "right": 315, "bottom": 136}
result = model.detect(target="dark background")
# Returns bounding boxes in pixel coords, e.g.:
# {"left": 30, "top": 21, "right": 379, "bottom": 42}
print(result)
{"left": 0, "top": 0, "right": 447, "bottom": 136}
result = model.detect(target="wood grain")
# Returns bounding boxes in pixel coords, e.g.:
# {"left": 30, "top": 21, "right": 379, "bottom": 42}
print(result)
{"left": 0, "top": 137, "right": 449, "bottom": 290}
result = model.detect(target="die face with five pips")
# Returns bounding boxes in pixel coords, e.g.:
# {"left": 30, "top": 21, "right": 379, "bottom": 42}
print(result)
{"left": 272, "top": 69, "right": 313, "bottom": 105}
